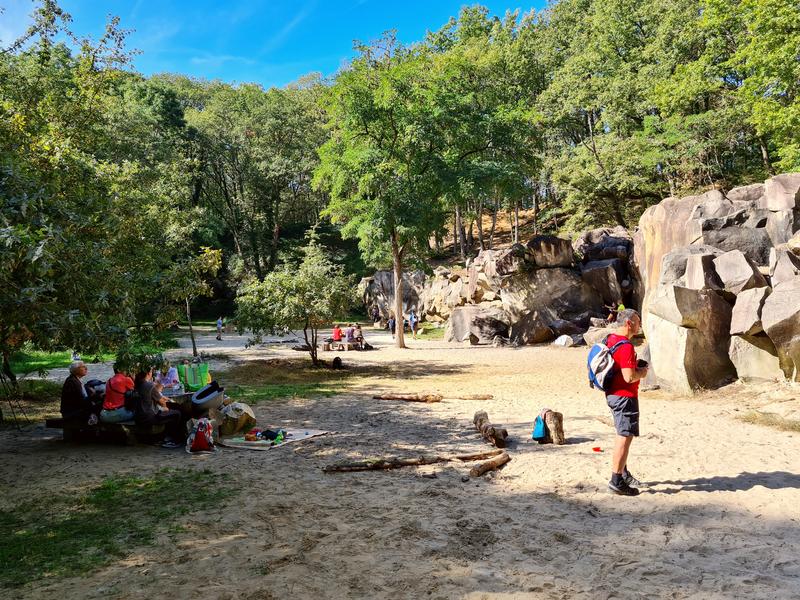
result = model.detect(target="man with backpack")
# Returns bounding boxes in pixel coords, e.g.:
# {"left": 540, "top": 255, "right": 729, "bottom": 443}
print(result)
{"left": 604, "top": 308, "right": 648, "bottom": 496}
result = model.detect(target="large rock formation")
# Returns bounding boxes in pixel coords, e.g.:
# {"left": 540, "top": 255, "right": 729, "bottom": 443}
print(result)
{"left": 444, "top": 305, "right": 510, "bottom": 345}
{"left": 360, "top": 270, "right": 427, "bottom": 320}
{"left": 634, "top": 172, "right": 800, "bottom": 389}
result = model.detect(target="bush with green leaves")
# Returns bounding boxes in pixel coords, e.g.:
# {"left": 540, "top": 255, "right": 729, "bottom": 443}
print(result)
{"left": 235, "top": 234, "right": 356, "bottom": 366}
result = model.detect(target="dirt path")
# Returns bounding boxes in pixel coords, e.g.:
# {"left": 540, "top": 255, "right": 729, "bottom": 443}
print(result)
{"left": 2, "top": 329, "right": 800, "bottom": 599}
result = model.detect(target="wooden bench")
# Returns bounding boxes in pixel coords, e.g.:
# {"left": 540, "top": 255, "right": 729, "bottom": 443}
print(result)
{"left": 45, "top": 418, "right": 165, "bottom": 444}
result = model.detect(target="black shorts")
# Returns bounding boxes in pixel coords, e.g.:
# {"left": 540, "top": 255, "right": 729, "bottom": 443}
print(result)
{"left": 606, "top": 394, "right": 639, "bottom": 437}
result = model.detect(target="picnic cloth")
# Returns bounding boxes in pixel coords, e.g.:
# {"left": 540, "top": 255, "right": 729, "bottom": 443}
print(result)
{"left": 218, "top": 428, "right": 331, "bottom": 451}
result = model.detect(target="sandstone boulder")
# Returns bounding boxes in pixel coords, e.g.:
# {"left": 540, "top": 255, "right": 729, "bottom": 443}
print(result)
{"left": 580, "top": 259, "right": 625, "bottom": 306}
{"left": 769, "top": 248, "right": 800, "bottom": 288}
{"left": 574, "top": 226, "right": 632, "bottom": 262}
{"left": 712, "top": 250, "right": 768, "bottom": 295}
{"left": 761, "top": 278, "right": 800, "bottom": 380}
{"left": 760, "top": 173, "right": 800, "bottom": 211}
{"left": 361, "top": 270, "right": 426, "bottom": 320}
{"left": 766, "top": 209, "right": 800, "bottom": 247}
{"left": 693, "top": 226, "right": 772, "bottom": 266}
{"left": 583, "top": 326, "right": 614, "bottom": 347}
{"left": 649, "top": 285, "right": 732, "bottom": 330}
{"left": 726, "top": 183, "right": 764, "bottom": 207}
{"left": 658, "top": 246, "right": 722, "bottom": 287}
{"left": 730, "top": 286, "right": 771, "bottom": 336}
{"left": 526, "top": 235, "right": 573, "bottom": 268}
{"left": 788, "top": 232, "right": 800, "bottom": 255}
{"left": 473, "top": 244, "right": 529, "bottom": 282}
{"left": 644, "top": 312, "right": 737, "bottom": 392}
{"left": 443, "top": 305, "right": 510, "bottom": 345}
{"left": 728, "top": 335, "right": 785, "bottom": 382}
{"left": 684, "top": 252, "right": 723, "bottom": 290}
{"left": 548, "top": 318, "right": 584, "bottom": 337}
{"left": 509, "top": 311, "right": 556, "bottom": 345}
{"left": 553, "top": 334, "right": 575, "bottom": 347}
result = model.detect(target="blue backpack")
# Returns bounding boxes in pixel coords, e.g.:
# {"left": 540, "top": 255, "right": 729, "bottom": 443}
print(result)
{"left": 587, "top": 336, "right": 631, "bottom": 392}
{"left": 532, "top": 415, "right": 548, "bottom": 442}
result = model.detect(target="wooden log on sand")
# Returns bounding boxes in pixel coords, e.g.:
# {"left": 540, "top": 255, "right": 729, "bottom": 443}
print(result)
{"left": 544, "top": 411, "right": 566, "bottom": 445}
{"left": 473, "top": 411, "right": 508, "bottom": 448}
{"left": 444, "top": 394, "right": 493, "bottom": 401}
{"left": 323, "top": 448, "right": 504, "bottom": 473}
{"left": 469, "top": 452, "right": 511, "bottom": 477}
{"left": 373, "top": 393, "right": 443, "bottom": 403}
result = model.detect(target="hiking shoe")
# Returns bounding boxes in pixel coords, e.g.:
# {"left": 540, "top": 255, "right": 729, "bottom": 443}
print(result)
{"left": 161, "top": 440, "right": 183, "bottom": 449}
{"left": 608, "top": 480, "right": 640, "bottom": 496}
{"left": 623, "top": 472, "right": 643, "bottom": 487}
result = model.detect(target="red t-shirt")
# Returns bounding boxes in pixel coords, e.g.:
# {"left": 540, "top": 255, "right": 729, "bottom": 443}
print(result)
{"left": 104, "top": 373, "right": 134, "bottom": 410}
{"left": 332, "top": 327, "right": 343, "bottom": 341}
{"left": 606, "top": 333, "right": 639, "bottom": 398}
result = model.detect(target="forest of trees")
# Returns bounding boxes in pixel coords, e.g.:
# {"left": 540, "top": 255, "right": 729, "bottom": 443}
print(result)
{"left": 1, "top": 0, "right": 798, "bottom": 360}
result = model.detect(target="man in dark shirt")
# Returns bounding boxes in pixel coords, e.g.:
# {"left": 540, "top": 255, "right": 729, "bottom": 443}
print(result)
{"left": 60, "top": 361, "right": 101, "bottom": 424}
{"left": 605, "top": 309, "right": 649, "bottom": 496}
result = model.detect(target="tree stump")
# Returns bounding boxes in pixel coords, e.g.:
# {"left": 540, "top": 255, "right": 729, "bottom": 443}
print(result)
{"left": 473, "top": 411, "right": 508, "bottom": 448}
{"left": 544, "top": 411, "right": 565, "bottom": 445}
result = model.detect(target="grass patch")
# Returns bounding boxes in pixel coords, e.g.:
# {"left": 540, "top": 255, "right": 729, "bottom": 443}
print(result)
{"left": 417, "top": 325, "right": 446, "bottom": 340}
{"left": 0, "top": 468, "right": 234, "bottom": 588}
{"left": 9, "top": 332, "right": 179, "bottom": 376}
{"left": 220, "top": 358, "right": 356, "bottom": 404}
{"left": 739, "top": 411, "right": 800, "bottom": 433}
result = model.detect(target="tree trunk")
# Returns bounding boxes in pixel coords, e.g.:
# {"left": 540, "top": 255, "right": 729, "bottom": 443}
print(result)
{"left": 473, "top": 410, "right": 509, "bottom": 448}
{"left": 476, "top": 197, "right": 484, "bottom": 250}
{"left": 513, "top": 201, "right": 520, "bottom": 244}
{"left": 455, "top": 204, "right": 466, "bottom": 260}
{"left": 303, "top": 320, "right": 318, "bottom": 366}
{"left": 488, "top": 197, "right": 498, "bottom": 248}
{"left": 268, "top": 222, "right": 280, "bottom": 271}
{"left": 391, "top": 230, "right": 407, "bottom": 349}
{"left": 759, "top": 137, "right": 775, "bottom": 176}
{"left": 185, "top": 298, "right": 198, "bottom": 357}
{"left": 466, "top": 219, "right": 474, "bottom": 250}
{"left": 469, "top": 452, "right": 510, "bottom": 477}
{"left": 452, "top": 211, "right": 458, "bottom": 256}
{"left": 323, "top": 448, "right": 504, "bottom": 473}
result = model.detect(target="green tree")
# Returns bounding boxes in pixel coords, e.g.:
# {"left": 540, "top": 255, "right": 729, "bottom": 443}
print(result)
{"left": 314, "top": 35, "right": 447, "bottom": 348}
{"left": 164, "top": 248, "right": 222, "bottom": 357}
{"left": 235, "top": 235, "right": 355, "bottom": 366}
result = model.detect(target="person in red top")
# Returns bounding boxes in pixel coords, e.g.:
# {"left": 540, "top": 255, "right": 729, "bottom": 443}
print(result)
{"left": 331, "top": 324, "right": 343, "bottom": 342}
{"left": 605, "top": 309, "right": 649, "bottom": 496}
{"left": 100, "top": 365, "right": 135, "bottom": 423}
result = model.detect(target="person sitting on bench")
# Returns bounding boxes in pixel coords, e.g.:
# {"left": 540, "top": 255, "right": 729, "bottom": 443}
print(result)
{"left": 155, "top": 359, "right": 182, "bottom": 396}
{"left": 101, "top": 365, "right": 135, "bottom": 423}
{"left": 354, "top": 324, "right": 365, "bottom": 349}
{"left": 60, "top": 361, "right": 101, "bottom": 425}
{"left": 134, "top": 367, "right": 186, "bottom": 448}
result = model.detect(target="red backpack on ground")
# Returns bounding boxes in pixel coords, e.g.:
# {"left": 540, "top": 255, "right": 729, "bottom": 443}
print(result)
{"left": 186, "top": 418, "right": 216, "bottom": 453}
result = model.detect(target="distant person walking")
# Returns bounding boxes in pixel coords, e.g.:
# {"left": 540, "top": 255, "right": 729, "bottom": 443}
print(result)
{"left": 605, "top": 308, "right": 648, "bottom": 497}
{"left": 408, "top": 309, "right": 420, "bottom": 340}
{"left": 388, "top": 314, "right": 396, "bottom": 339}
{"left": 371, "top": 305, "right": 381, "bottom": 324}
{"left": 216, "top": 316, "right": 224, "bottom": 341}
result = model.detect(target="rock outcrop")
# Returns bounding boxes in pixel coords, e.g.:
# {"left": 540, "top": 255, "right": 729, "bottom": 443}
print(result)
{"left": 634, "top": 172, "right": 800, "bottom": 389}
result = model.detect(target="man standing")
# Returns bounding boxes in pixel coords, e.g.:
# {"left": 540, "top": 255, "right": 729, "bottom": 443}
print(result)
{"left": 605, "top": 309, "right": 648, "bottom": 496}
{"left": 408, "top": 309, "right": 419, "bottom": 340}
{"left": 216, "top": 316, "right": 224, "bottom": 341}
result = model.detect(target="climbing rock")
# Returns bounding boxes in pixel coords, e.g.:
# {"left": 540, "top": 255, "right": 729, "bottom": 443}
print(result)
{"left": 712, "top": 250, "right": 768, "bottom": 295}
{"left": 729, "top": 286, "right": 771, "bottom": 336}
{"left": 443, "top": 305, "right": 510, "bottom": 345}
{"left": 759, "top": 173, "right": 800, "bottom": 211}
{"left": 526, "top": 235, "right": 573, "bottom": 268}
{"left": 644, "top": 312, "right": 736, "bottom": 392}
{"left": 761, "top": 278, "right": 800, "bottom": 380}
{"left": 649, "top": 285, "right": 732, "bottom": 330}
{"left": 769, "top": 248, "right": 800, "bottom": 288}
{"left": 684, "top": 252, "right": 723, "bottom": 290}
{"left": 729, "top": 335, "right": 785, "bottom": 382}
{"left": 581, "top": 259, "right": 625, "bottom": 306}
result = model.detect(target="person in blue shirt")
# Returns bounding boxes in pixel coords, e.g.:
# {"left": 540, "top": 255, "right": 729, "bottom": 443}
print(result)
{"left": 409, "top": 309, "right": 420, "bottom": 340}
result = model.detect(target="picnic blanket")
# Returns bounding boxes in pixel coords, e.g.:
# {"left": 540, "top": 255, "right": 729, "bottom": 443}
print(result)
{"left": 219, "top": 428, "right": 331, "bottom": 451}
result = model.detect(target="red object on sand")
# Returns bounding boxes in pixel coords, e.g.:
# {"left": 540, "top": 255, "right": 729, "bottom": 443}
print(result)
{"left": 592, "top": 447, "right": 602, "bottom": 452}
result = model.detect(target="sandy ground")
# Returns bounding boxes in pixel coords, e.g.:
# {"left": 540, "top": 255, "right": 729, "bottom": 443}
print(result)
{"left": 2, "top": 326, "right": 800, "bottom": 599}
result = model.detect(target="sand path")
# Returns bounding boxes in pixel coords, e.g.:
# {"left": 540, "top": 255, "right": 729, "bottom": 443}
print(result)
{"left": 2, "top": 328, "right": 799, "bottom": 599}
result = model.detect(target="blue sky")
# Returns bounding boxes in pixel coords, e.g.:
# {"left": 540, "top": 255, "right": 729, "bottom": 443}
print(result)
{"left": 1, "top": 1, "right": 545, "bottom": 88}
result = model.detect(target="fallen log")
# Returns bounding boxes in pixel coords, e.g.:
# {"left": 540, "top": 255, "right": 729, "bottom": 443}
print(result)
{"left": 323, "top": 448, "right": 503, "bottom": 473}
{"left": 373, "top": 393, "right": 443, "bottom": 403}
{"left": 544, "top": 411, "right": 566, "bottom": 445}
{"left": 473, "top": 410, "right": 508, "bottom": 448}
{"left": 443, "top": 394, "right": 494, "bottom": 401}
{"left": 469, "top": 451, "right": 511, "bottom": 477}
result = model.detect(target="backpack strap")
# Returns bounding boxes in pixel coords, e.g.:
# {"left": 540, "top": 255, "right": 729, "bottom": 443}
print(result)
{"left": 608, "top": 339, "right": 632, "bottom": 355}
